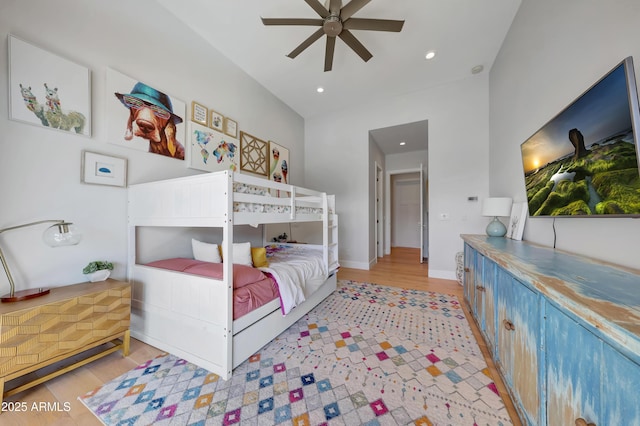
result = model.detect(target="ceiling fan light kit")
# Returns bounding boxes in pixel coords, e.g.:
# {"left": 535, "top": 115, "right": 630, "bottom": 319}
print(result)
{"left": 262, "top": 0, "right": 405, "bottom": 72}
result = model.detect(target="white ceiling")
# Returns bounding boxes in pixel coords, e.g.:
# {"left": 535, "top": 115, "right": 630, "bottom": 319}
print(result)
{"left": 157, "top": 0, "right": 521, "bottom": 154}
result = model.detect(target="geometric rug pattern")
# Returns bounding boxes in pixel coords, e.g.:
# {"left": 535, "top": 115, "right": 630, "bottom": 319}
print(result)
{"left": 79, "top": 280, "right": 513, "bottom": 425}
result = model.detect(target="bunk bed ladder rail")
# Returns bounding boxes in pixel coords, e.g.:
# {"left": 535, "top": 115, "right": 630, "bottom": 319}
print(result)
{"left": 322, "top": 194, "right": 339, "bottom": 273}
{"left": 290, "top": 186, "right": 296, "bottom": 221}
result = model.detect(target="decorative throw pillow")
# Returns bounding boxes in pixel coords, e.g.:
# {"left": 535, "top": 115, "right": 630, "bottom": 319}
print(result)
{"left": 251, "top": 247, "right": 269, "bottom": 268}
{"left": 192, "top": 239, "right": 222, "bottom": 263}
{"left": 221, "top": 242, "right": 253, "bottom": 266}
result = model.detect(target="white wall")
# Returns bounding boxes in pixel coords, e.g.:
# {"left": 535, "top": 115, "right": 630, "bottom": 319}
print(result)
{"left": 0, "top": 0, "right": 304, "bottom": 293}
{"left": 305, "top": 75, "right": 491, "bottom": 278}
{"left": 490, "top": 0, "right": 640, "bottom": 269}
{"left": 386, "top": 150, "right": 428, "bottom": 171}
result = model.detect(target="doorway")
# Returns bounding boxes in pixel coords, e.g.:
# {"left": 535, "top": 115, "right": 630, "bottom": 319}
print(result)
{"left": 391, "top": 174, "right": 421, "bottom": 248}
{"left": 369, "top": 119, "right": 428, "bottom": 267}
{"left": 386, "top": 167, "right": 428, "bottom": 263}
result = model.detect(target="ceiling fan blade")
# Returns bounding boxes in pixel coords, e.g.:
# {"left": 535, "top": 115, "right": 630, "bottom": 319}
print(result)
{"left": 340, "top": 0, "right": 371, "bottom": 20}
{"left": 304, "top": 0, "right": 329, "bottom": 18}
{"left": 287, "top": 28, "right": 325, "bottom": 59}
{"left": 338, "top": 30, "right": 372, "bottom": 62}
{"left": 328, "top": 0, "right": 341, "bottom": 15}
{"left": 324, "top": 36, "right": 336, "bottom": 72}
{"left": 343, "top": 18, "right": 405, "bottom": 32}
{"left": 261, "top": 18, "right": 324, "bottom": 26}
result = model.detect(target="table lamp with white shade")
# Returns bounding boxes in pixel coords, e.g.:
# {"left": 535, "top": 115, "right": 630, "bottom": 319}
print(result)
{"left": 482, "top": 197, "right": 513, "bottom": 237}
{"left": 0, "top": 220, "right": 81, "bottom": 302}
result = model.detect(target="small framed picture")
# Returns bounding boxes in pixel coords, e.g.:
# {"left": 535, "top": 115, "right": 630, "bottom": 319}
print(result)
{"left": 209, "top": 109, "right": 224, "bottom": 132}
{"left": 225, "top": 117, "right": 238, "bottom": 138}
{"left": 81, "top": 151, "right": 127, "bottom": 187}
{"left": 506, "top": 202, "right": 528, "bottom": 240}
{"left": 191, "top": 101, "right": 208, "bottom": 125}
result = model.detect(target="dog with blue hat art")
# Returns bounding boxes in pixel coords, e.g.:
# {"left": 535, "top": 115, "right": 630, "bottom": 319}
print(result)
{"left": 115, "top": 82, "right": 185, "bottom": 159}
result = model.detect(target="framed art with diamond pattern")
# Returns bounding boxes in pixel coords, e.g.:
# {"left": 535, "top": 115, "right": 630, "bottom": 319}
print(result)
{"left": 240, "top": 131, "right": 268, "bottom": 176}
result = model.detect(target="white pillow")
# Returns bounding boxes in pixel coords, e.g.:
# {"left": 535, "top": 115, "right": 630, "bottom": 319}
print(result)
{"left": 192, "top": 239, "right": 222, "bottom": 263}
{"left": 221, "top": 242, "right": 253, "bottom": 266}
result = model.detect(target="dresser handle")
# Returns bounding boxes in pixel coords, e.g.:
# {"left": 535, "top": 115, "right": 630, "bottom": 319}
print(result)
{"left": 575, "top": 419, "right": 595, "bottom": 426}
{"left": 503, "top": 319, "right": 515, "bottom": 331}
{"left": 464, "top": 267, "right": 470, "bottom": 272}
{"left": 475, "top": 285, "right": 485, "bottom": 292}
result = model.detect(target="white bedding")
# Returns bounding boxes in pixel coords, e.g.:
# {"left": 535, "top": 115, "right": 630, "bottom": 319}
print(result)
{"left": 259, "top": 244, "right": 327, "bottom": 315}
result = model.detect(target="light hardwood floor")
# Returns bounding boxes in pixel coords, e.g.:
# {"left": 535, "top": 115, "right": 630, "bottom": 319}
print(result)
{"left": 2, "top": 247, "right": 521, "bottom": 425}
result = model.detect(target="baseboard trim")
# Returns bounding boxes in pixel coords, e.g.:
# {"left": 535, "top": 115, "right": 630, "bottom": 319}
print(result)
{"left": 338, "top": 259, "right": 371, "bottom": 270}
{"left": 428, "top": 269, "right": 457, "bottom": 281}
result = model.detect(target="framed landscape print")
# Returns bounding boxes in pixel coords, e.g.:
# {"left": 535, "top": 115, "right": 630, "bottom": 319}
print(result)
{"left": 189, "top": 122, "right": 239, "bottom": 173}
{"left": 81, "top": 151, "right": 127, "bottom": 187}
{"left": 240, "top": 131, "right": 268, "bottom": 176}
{"left": 9, "top": 34, "right": 91, "bottom": 136}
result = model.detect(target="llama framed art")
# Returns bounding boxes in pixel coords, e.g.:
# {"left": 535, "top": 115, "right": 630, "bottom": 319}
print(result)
{"left": 8, "top": 35, "right": 91, "bottom": 136}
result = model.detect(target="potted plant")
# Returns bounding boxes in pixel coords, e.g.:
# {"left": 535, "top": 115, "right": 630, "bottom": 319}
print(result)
{"left": 83, "top": 261, "right": 114, "bottom": 282}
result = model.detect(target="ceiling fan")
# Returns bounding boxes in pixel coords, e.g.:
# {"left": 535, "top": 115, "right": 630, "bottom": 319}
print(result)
{"left": 261, "top": 0, "right": 405, "bottom": 72}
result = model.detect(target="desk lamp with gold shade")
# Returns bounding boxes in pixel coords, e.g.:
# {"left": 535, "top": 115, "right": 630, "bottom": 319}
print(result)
{"left": 0, "top": 220, "right": 81, "bottom": 303}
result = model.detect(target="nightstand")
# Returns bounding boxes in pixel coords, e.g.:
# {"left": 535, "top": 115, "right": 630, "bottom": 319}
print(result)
{"left": 0, "top": 279, "right": 130, "bottom": 407}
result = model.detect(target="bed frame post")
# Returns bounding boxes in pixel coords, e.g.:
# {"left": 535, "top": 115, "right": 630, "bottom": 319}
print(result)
{"left": 322, "top": 193, "right": 329, "bottom": 272}
{"left": 222, "top": 171, "right": 234, "bottom": 378}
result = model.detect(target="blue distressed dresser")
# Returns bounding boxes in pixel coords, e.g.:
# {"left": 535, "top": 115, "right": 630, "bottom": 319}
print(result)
{"left": 461, "top": 234, "right": 640, "bottom": 426}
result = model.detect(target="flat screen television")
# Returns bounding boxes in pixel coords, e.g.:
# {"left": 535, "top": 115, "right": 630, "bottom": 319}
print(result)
{"left": 520, "top": 56, "right": 640, "bottom": 217}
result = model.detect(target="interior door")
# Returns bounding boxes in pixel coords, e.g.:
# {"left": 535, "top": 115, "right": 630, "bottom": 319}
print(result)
{"left": 392, "top": 178, "right": 420, "bottom": 248}
{"left": 419, "top": 163, "right": 424, "bottom": 263}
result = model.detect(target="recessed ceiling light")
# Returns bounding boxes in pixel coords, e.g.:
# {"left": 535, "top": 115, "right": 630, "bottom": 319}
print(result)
{"left": 425, "top": 51, "right": 436, "bottom": 60}
{"left": 471, "top": 65, "right": 484, "bottom": 74}
{"left": 400, "top": 141, "right": 406, "bottom": 146}
{"left": 317, "top": 87, "right": 324, "bottom": 93}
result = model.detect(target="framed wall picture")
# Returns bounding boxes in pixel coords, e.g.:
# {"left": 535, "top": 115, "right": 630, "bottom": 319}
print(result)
{"left": 81, "top": 151, "right": 127, "bottom": 187}
{"left": 209, "top": 109, "right": 224, "bottom": 132}
{"left": 506, "top": 202, "right": 528, "bottom": 240}
{"left": 268, "top": 141, "right": 290, "bottom": 185}
{"left": 106, "top": 68, "right": 186, "bottom": 161}
{"left": 191, "top": 101, "right": 208, "bottom": 125}
{"left": 189, "top": 122, "right": 239, "bottom": 173}
{"left": 240, "top": 131, "right": 268, "bottom": 176}
{"left": 8, "top": 34, "right": 91, "bottom": 136}
{"left": 225, "top": 117, "right": 238, "bottom": 138}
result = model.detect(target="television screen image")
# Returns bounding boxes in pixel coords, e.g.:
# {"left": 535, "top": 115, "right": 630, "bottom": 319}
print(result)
{"left": 521, "top": 57, "right": 640, "bottom": 217}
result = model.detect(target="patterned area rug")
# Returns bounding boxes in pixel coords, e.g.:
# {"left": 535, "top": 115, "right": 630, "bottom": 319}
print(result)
{"left": 79, "top": 280, "right": 512, "bottom": 425}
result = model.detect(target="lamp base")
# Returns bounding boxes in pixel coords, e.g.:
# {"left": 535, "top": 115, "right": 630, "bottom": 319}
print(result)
{"left": 486, "top": 217, "right": 507, "bottom": 237}
{"left": 1, "top": 288, "right": 50, "bottom": 303}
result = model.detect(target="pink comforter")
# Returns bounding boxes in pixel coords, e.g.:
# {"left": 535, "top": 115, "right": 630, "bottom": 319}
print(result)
{"left": 145, "top": 258, "right": 279, "bottom": 319}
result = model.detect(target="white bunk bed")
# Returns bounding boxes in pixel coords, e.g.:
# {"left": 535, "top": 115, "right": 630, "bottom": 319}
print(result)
{"left": 127, "top": 170, "right": 338, "bottom": 380}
